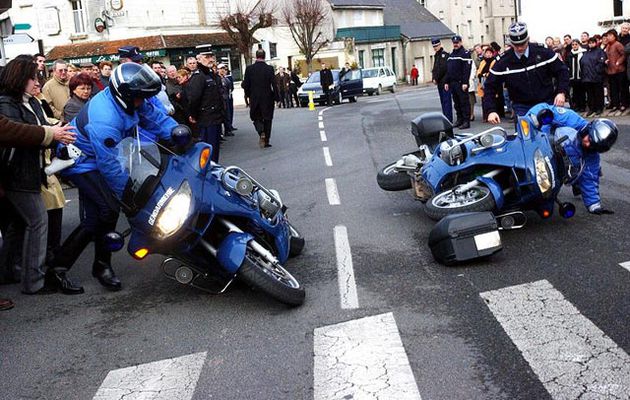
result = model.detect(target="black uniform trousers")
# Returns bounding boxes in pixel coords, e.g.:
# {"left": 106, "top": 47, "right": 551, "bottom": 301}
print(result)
{"left": 451, "top": 83, "right": 470, "bottom": 123}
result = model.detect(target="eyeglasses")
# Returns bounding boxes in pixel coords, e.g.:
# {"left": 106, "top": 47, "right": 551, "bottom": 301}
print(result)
{"left": 57, "top": 69, "right": 68, "bottom": 72}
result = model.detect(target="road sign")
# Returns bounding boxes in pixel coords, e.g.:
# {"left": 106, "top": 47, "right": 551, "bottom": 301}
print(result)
{"left": 3, "top": 33, "right": 34, "bottom": 45}
{"left": 13, "top": 23, "right": 32, "bottom": 30}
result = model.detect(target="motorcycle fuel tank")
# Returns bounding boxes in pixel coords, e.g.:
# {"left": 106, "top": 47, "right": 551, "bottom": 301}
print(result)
{"left": 428, "top": 212, "right": 502, "bottom": 266}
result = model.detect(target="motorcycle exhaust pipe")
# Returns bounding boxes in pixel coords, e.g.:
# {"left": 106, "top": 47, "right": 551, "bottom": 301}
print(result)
{"left": 218, "top": 218, "right": 280, "bottom": 264}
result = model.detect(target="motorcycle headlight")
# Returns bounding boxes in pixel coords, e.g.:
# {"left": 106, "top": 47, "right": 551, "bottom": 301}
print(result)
{"left": 534, "top": 149, "right": 552, "bottom": 195}
{"left": 155, "top": 180, "right": 192, "bottom": 238}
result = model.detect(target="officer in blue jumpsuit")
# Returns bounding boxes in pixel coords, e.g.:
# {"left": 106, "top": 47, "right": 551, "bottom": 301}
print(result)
{"left": 484, "top": 22, "right": 569, "bottom": 124}
{"left": 444, "top": 35, "right": 473, "bottom": 129}
{"left": 528, "top": 103, "right": 618, "bottom": 215}
{"left": 48, "top": 63, "right": 178, "bottom": 293}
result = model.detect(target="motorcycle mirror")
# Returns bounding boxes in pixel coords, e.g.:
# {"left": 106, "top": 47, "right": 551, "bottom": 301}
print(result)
{"left": 479, "top": 133, "right": 494, "bottom": 148}
{"left": 104, "top": 232, "right": 125, "bottom": 252}
{"left": 536, "top": 109, "right": 554, "bottom": 126}
{"left": 171, "top": 124, "right": 192, "bottom": 147}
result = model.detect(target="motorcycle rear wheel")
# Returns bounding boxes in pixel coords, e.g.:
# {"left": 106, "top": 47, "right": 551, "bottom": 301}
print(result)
{"left": 377, "top": 162, "right": 412, "bottom": 191}
{"left": 424, "top": 185, "right": 495, "bottom": 221}
{"left": 239, "top": 248, "right": 305, "bottom": 306}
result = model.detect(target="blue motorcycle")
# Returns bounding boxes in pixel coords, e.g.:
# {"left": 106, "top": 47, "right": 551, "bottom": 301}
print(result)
{"left": 110, "top": 136, "right": 306, "bottom": 306}
{"left": 377, "top": 111, "right": 576, "bottom": 226}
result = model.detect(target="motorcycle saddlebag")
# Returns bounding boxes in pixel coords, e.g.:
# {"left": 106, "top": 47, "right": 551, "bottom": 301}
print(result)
{"left": 428, "top": 212, "right": 502, "bottom": 266}
{"left": 411, "top": 112, "right": 454, "bottom": 148}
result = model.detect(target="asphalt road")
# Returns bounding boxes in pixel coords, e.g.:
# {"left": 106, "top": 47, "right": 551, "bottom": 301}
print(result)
{"left": 0, "top": 87, "right": 628, "bottom": 400}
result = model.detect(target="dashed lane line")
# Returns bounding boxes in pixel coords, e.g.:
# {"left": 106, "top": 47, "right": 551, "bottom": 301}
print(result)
{"left": 325, "top": 178, "right": 341, "bottom": 205}
{"left": 92, "top": 352, "right": 207, "bottom": 400}
{"left": 319, "top": 130, "right": 327, "bottom": 142}
{"left": 318, "top": 121, "right": 324, "bottom": 129}
{"left": 481, "top": 280, "right": 630, "bottom": 400}
{"left": 620, "top": 261, "right": 630, "bottom": 273}
{"left": 333, "top": 225, "right": 358, "bottom": 309}
{"left": 322, "top": 147, "right": 333, "bottom": 166}
{"left": 314, "top": 312, "right": 422, "bottom": 399}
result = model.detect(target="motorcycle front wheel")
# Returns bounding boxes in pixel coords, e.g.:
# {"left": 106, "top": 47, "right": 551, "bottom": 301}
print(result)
{"left": 424, "top": 185, "right": 495, "bottom": 221}
{"left": 239, "top": 248, "right": 305, "bottom": 306}
{"left": 377, "top": 161, "right": 412, "bottom": 191}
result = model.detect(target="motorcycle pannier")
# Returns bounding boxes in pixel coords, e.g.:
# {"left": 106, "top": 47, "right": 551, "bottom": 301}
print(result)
{"left": 428, "top": 212, "right": 502, "bottom": 266}
{"left": 410, "top": 112, "right": 454, "bottom": 148}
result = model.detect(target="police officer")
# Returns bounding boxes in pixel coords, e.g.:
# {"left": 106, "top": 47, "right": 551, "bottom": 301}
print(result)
{"left": 444, "top": 35, "right": 473, "bottom": 129}
{"left": 484, "top": 22, "right": 569, "bottom": 124}
{"left": 186, "top": 49, "right": 225, "bottom": 162}
{"left": 528, "top": 103, "right": 617, "bottom": 214}
{"left": 431, "top": 38, "right": 452, "bottom": 122}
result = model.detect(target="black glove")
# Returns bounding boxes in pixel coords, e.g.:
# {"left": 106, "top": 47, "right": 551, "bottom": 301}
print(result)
{"left": 590, "top": 207, "right": 614, "bottom": 215}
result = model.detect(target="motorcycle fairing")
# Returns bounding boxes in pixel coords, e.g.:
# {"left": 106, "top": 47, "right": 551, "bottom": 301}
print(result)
{"left": 477, "top": 176, "right": 505, "bottom": 209}
{"left": 216, "top": 232, "right": 254, "bottom": 273}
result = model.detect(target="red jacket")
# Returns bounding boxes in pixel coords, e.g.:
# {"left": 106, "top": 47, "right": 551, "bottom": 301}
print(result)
{"left": 410, "top": 67, "right": 419, "bottom": 78}
{"left": 605, "top": 41, "right": 626, "bottom": 75}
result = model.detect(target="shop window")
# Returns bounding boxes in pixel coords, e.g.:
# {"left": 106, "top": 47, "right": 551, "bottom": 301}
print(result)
{"left": 358, "top": 50, "right": 365, "bottom": 68}
{"left": 70, "top": 0, "right": 86, "bottom": 34}
{"left": 372, "top": 48, "right": 384, "bottom": 67}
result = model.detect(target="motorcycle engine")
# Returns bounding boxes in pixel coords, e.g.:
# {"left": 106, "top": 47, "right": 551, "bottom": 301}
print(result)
{"left": 439, "top": 139, "right": 465, "bottom": 166}
{"left": 257, "top": 191, "right": 281, "bottom": 219}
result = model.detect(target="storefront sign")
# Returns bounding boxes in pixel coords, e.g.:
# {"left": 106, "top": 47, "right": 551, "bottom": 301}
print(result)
{"left": 39, "top": 6, "right": 61, "bottom": 36}
{"left": 50, "top": 49, "right": 167, "bottom": 66}
{"left": 94, "top": 18, "right": 106, "bottom": 33}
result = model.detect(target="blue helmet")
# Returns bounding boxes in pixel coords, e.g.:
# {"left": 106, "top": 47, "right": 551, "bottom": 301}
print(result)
{"left": 581, "top": 118, "right": 618, "bottom": 153}
{"left": 109, "top": 63, "right": 161, "bottom": 114}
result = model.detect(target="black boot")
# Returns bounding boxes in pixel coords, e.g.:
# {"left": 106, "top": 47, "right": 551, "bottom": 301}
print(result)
{"left": 48, "top": 226, "right": 92, "bottom": 291}
{"left": 453, "top": 119, "right": 463, "bottom": 128}
{"left": 93, "top": 243, "right": 121, "bottom": 291}
{"left": 458, "top": 122, "right": 470, "bottom": 129}
{"left": 45, "top": 269, "right": 84, "bottom": 295}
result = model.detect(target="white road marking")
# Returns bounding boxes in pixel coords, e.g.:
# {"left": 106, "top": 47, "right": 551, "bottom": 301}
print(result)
{"left": 93, "top": 352, "right": 206, "bottom": 400}
{"left": 318, "top": 121, "right": 324, "bottom": 129}
{"left": 333, "top": 225, "right": 358, "bottom": 309}
{"left": 619, "top": 261, "right": 630, "bottom": 273}
{"left": 481, "top": 280, "right": 630, "bottom": 400}
{"left": 314, "top": 312, "right": 422, "bottom": 399}
{"left": 319, "top": 107, "right": 331, "bottom": 115}
{"left": 325, "top": 178, "right": 340, "bottom": 205}
{"left": 322, "top": 147, "right": 333, "bottom": 166}
{"left": 318, "top": 115, "right": 323, "bottom": 121}
{"left": 319, "top": 130, "right": 327, "bottom": 142}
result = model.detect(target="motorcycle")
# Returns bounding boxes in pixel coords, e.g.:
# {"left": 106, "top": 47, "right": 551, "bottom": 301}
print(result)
{"left": 377, "top": 111, "right": 576, "bottom": 227}
{"left": 107, "top": 133, "right": 306, "bottom": 306}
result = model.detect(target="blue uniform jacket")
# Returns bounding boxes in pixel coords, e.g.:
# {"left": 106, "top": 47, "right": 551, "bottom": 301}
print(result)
{"left": 527, "top": 103, "right": 601, "bottom": 210}
{"left": 64, "top": 87, "right": 178, "bottom": 198}
{"left": 483, "top": 44, "right": 569, "bottom": 114}
{"left": 445, "top": 47, "right": 472, "bottom": 84}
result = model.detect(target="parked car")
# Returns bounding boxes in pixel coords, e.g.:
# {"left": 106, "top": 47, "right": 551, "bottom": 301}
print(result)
{"left": 297, "top": 69, "right": 363, "bottom": 106}
{"left": 362, "top": 66, "right": 397, "bottom": 95}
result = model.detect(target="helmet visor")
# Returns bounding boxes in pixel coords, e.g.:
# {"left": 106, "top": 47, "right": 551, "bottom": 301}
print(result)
{"left": 125, "top": 64, "right": 161, "bottom": 98}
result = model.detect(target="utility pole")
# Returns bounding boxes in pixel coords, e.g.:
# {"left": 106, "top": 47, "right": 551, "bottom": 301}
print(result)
{"left": 513, "top": 0, "right": 518, "bottom": 22}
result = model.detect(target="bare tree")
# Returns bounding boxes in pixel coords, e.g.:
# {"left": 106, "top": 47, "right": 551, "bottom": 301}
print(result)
{"left": 219, "top": 0, "right": 275, "bottom": 65}
{"left": 282, "top": 0, "right": 330, "bottom": 73}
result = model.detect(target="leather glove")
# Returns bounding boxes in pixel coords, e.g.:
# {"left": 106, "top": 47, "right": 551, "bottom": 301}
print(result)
{"left": 589, "top": 207, "right": 614, "bottom": 215}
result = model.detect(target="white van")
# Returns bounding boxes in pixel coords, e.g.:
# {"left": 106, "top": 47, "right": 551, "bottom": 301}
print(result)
{"left": 361, "top": 66, "right": 397, "bottom": 95}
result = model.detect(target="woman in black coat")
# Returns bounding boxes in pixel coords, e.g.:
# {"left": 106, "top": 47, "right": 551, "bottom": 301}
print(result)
{"left": 0, "top": 57, "right": 52, "bottom": 294}
{"left": 63, "top": 72, "right": 92, "bottom": 123}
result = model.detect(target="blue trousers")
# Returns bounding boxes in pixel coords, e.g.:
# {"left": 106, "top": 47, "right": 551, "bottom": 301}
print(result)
{"left": 200, "top": 124, "right": 222, "bottom": 162}
{"left": 437, "top": 86, "right": 453, "bottom": 122}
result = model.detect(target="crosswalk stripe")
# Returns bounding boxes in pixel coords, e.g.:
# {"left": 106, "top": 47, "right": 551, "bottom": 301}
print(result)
{"left": 92, "top": 352, "right": 207, "bottom": 400}
{"left": 481, "top": 280, "right": 630, "bottom": 399}
{"left": 619, "top": 261, "right": 630, "bottom": 273}
{"left": 314, "top": 313, "right": 422, "bottom": 400}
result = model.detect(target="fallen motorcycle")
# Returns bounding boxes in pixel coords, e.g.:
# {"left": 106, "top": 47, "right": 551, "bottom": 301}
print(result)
{"left": 377, "top": 110, "right": 576, "bottom": 228}
{"left": 107, "top": 132, "right": 306, "bottom": 306}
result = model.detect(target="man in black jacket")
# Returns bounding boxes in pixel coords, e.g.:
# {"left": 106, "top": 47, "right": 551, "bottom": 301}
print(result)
{"left": 320, "top": 63, "right": 334, "bottom": 106}
{"left": 431, "top": 38, "right": 453, "bottom": 123}
{"left": 186, "top": 50, "right": 225, "bottom": 161}
{"left": 483, "top": 22, "right": 569, "bottom": 124}
{"left": 445, "top": 35, "right": 473, "bottom": 129}
{"left": 242, "top": 49, "right": 278, "bottom": 148}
